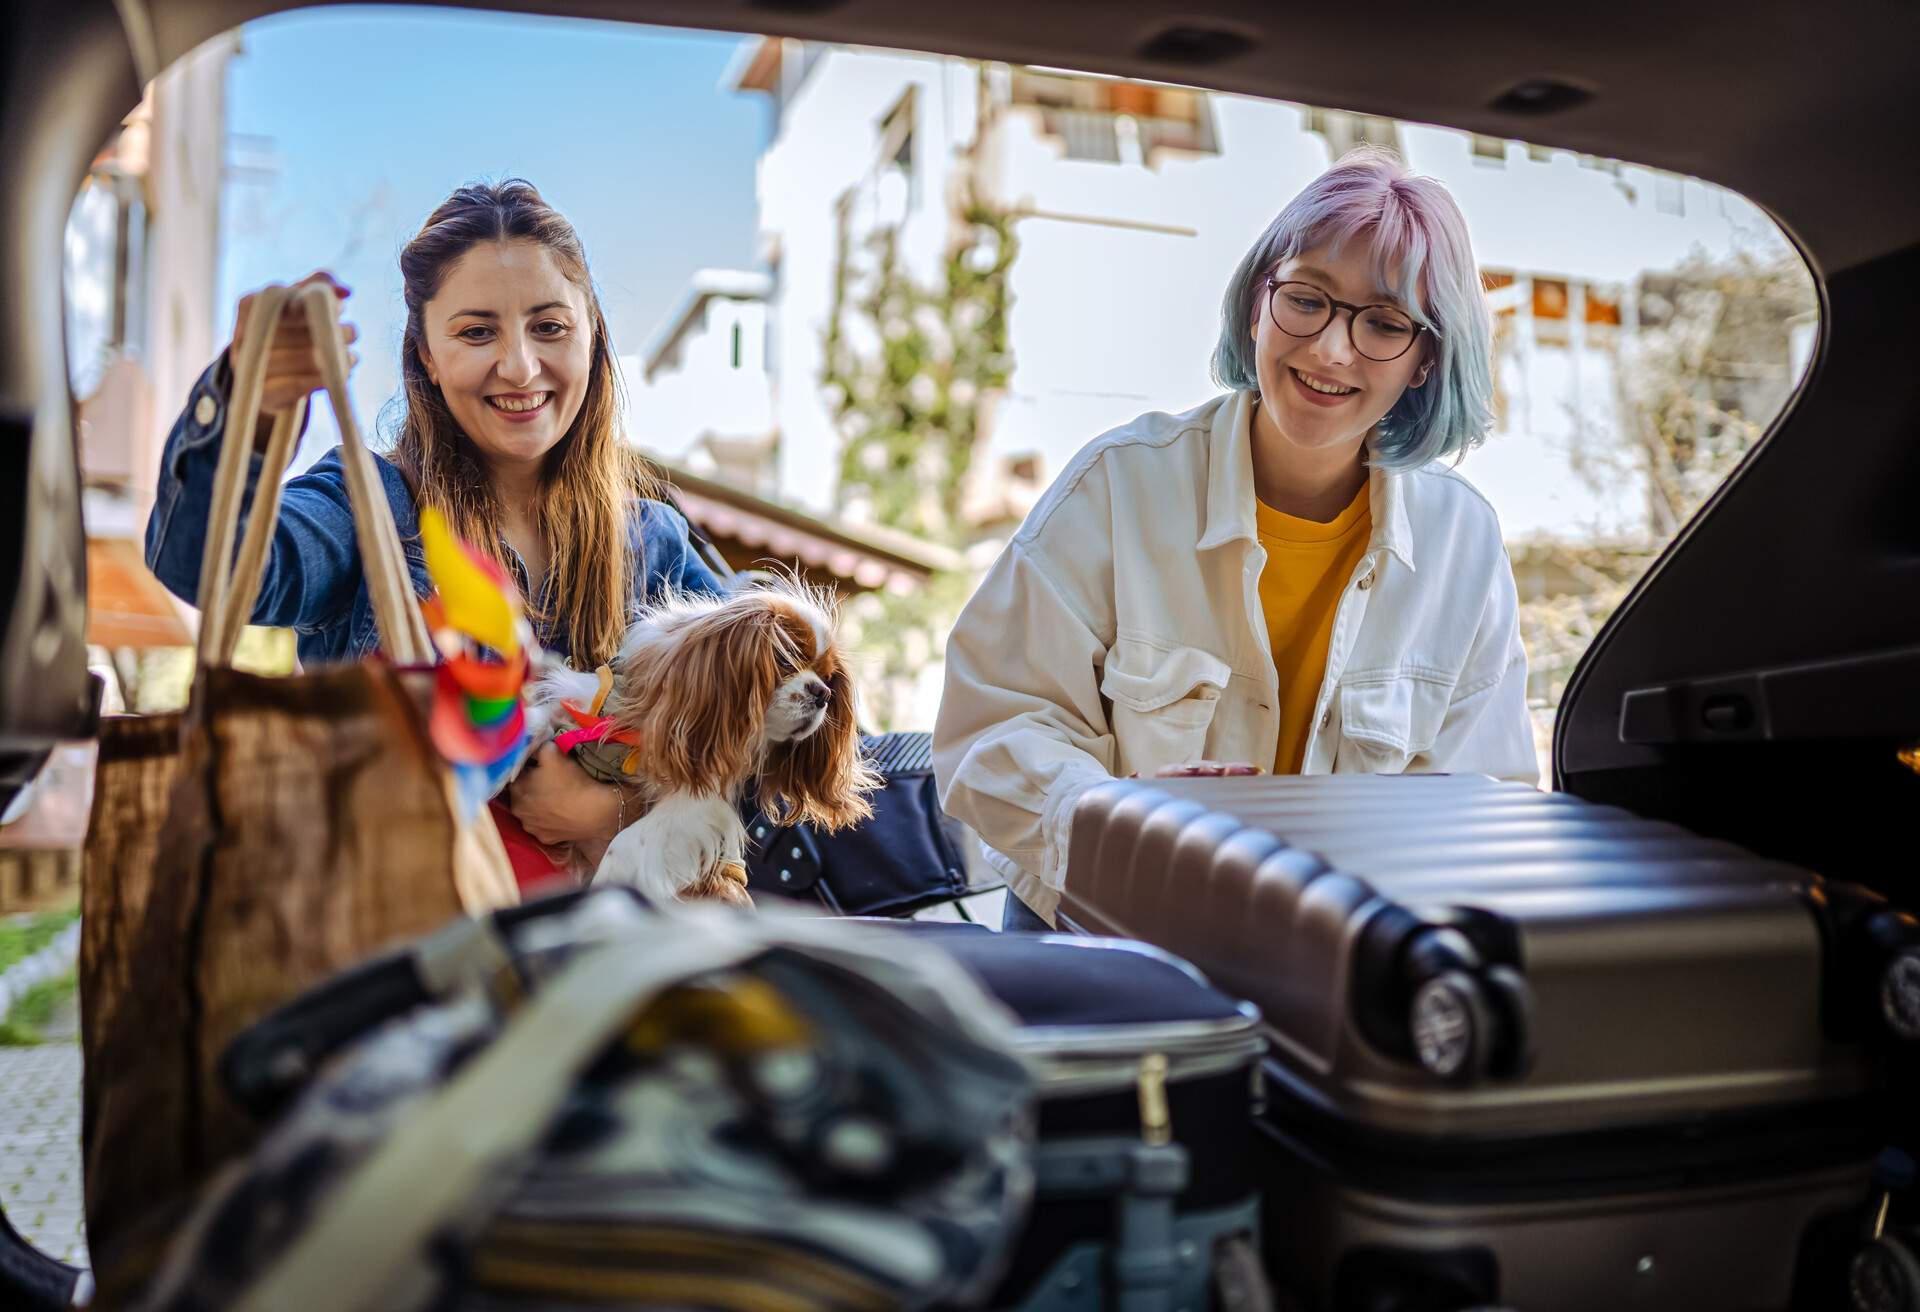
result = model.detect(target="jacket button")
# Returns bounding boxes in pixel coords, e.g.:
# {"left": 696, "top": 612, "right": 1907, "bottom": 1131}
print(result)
{"left": 1321, "top": 709, "right": 1332, "bottom": 729}
{"left": 193, "top": 393, "right": 217, "bottom": 427}
{"left": 1357, "top": 573, "right": 1374, "bottom": 591}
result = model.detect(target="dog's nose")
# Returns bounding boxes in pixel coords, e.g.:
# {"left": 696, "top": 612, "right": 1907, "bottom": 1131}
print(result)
{"left": 807, "top": 683, "right": 830, "bottom": 709}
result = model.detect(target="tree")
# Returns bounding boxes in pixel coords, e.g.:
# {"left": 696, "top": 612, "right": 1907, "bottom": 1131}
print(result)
{"left": 1518, "top": 246, "right": 1815, "bottom": 718}
{"left": 822, "top": 199, "right": 1015, "bottom": 547}
{"left": 820, "top": 198, "right": 1017, "bottom": 728}
{"left": 1575, "top": 246, "right": 1816, "bottom": 541}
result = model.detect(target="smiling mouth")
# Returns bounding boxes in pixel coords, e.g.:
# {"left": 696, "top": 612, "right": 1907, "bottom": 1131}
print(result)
{"left": 1291, "top": 368, "right": 1358, "bottom": 397}
{"left": 486, "top": 392, "right": 551, "bottom": 414}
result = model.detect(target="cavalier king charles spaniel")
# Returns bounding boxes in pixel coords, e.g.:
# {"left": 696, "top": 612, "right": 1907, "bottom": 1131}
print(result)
{"left": 526, "top": 580, "right": 878, "bottom": 906}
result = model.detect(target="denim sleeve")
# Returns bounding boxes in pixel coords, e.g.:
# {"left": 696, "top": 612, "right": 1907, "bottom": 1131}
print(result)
{"left": 144, "top": 355, "right": 242, "bottom": 607}
{"left": 242, "top": 451, "right": 369, "bottom": 632}
{"left": 144, "top": 358, "right": 362, "bottom": 632}
{"left": 634, "top": 497, "right": 729, "bottom": 602}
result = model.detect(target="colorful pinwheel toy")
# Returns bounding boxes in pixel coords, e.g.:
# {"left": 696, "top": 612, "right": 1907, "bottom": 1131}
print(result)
{"left": 419, "top": 506, "right": 534, "bottom": 816}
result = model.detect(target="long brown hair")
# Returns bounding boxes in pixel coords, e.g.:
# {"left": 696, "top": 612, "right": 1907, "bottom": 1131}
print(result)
{"left": 390, "top": 179, "right": 655, "bottom": 668}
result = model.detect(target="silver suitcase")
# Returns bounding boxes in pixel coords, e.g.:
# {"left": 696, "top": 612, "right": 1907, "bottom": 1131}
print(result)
{"left": 1059, "top": 774, "right": 1920, "bottom": 1312}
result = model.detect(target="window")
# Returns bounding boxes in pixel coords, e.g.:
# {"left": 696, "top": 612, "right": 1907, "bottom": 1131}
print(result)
{"left": 1009, "top": 67, "right": 1220, "bottom": 162}
{"left": 63, "top": 169, "right": 148, "bottom": 399}
{"left": 1304, "top": 106, "right": 1400, "bottom": 158}
{"left": 1532, "top": 277, "right": 1571, "bottom": 346}
{"left": 1654, "top": 171, "right": 1686, "bottom": 216}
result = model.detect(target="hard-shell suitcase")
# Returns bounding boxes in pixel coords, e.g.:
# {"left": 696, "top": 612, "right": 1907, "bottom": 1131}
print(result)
{"left": 864, "top": 922, "right": 1269, "bottom": 1309}
{"left": 1058, "top": 774, "right": 1920, "bottom": 1312}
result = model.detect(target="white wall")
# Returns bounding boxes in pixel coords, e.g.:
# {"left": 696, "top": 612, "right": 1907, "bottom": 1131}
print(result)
{"left": 754, "top": 48, "right": 981, "bottom": 512}
{"left": 66, "top": 33, "right": 236, "bottom": 518}
{"left": 979, "top": 96, "right": 1325, "bottom": 489}
{"left": 624, "top": 293, "right": 773, "bottom": 462}
{"left": 141, "top": 35, "right": 239, "bottom": 510}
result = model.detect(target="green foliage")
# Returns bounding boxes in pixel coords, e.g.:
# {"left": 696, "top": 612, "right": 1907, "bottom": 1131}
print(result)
{"left": 820, "top": 198, "right": 1017, "bottom": 727}
{"left": 0, "top": 973, "right": 76, "bottom": 1046}
{"left": 822, "top": 199, "right": 1016, "bottom": 547}
{"left": 0, "top": 911, "right": 77, "bottom": 976}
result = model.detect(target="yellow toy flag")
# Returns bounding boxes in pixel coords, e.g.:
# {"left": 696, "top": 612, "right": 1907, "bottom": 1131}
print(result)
{"left": 419, "top": 506, "right": 520, "bottom": 657}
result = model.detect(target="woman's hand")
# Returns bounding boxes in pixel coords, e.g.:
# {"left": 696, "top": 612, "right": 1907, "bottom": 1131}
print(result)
{"left": 1130, "top": 760, "right": 1262, "bottom": 779}
{"left": 230, "top": 270, "right": 360, "bottom": 446}
{"left": 506, "top": 742, "right": 627, "bottom": 850}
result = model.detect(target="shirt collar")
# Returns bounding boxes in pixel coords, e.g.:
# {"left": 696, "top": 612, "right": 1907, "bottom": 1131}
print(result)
{"left": 1197, "top": 389, "right": 1417, "bottom": 573}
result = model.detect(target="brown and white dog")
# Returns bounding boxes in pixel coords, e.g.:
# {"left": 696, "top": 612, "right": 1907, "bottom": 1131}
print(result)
{"left": 526, "top": 579, "right": 879, "bottom": 906}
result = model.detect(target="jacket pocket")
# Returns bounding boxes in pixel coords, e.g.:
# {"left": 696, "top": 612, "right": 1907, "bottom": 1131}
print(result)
{"left": 1100, "top": 638, "right": 1232, "bottom": 774}
{"left": 1332, "top": 674, "right": 1452, "bottom": 774}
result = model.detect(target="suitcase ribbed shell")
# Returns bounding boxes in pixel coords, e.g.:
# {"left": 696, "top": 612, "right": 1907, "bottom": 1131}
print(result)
{"left": 1061, "top": 774, "right": 1872, "bottom": 1137}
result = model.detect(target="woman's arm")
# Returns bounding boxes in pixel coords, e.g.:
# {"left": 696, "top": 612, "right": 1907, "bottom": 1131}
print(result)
{"left": 505, "top": 742, "right": 637, "bottom": 862}
{"left": 144, "top": 273, "right": 369, "bottom": 632}
{"left": 933, "top": 462, "right": 1122, "bottom": 912}
{"left": 145, "top": 400, "right": 372, "bottom": 633}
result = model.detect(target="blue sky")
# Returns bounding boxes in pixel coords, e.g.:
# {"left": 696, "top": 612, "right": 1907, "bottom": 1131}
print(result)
{"left": 218, "top": 6, "right": 765, "bottom": 468}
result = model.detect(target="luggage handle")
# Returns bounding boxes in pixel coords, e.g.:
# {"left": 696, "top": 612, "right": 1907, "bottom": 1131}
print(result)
{"left": 196, "top": 281, "right": 432, "bottom": 670}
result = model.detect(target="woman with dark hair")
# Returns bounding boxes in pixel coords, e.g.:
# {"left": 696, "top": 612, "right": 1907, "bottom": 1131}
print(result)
{"left": 146, "top": 179, "right": 724, "bottom": 862}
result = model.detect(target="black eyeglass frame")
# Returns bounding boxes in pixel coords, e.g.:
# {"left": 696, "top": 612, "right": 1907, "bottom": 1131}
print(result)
{"left": 1263, "top": 276, "right": 1434, "bottom": 363}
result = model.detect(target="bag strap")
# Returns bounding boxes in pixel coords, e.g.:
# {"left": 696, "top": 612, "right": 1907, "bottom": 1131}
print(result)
{"left": 196, "top": 282, "right": 432, "bottom": 668}
{"left": 231, "top": 918, "right": 766, "bottom": 1312}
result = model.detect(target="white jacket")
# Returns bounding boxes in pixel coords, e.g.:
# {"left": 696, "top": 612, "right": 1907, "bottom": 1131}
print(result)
{"left": 934, "top": 390, "right": 1538, "bottom": 923}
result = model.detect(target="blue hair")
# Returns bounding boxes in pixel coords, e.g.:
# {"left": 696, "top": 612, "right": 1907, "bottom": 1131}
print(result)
{"left": 1212, "top": 147, "right": 1495, "bottom": 468}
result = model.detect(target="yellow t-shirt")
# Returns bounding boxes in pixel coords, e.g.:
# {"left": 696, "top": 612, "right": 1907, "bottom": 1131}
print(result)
{"left": 1256, "top": 483, "right": 1372, "bottom": 774}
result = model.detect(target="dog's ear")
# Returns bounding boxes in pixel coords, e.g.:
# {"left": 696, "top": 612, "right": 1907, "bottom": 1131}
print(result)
{"left": 758, "top": 662, "right": 880, "bottom": 832}
{"left": 617, "top": 600, "right": 782, "bottom": 794}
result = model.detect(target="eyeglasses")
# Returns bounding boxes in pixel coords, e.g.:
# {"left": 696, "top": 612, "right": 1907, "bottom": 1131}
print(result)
{"left": 1264, "top": 278, "right": 1431, "bottom": 363}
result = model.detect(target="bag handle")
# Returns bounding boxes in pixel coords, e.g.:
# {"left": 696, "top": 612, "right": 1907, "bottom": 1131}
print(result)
{"left": 196, "top": 282, "right": 433, "bottom": 668}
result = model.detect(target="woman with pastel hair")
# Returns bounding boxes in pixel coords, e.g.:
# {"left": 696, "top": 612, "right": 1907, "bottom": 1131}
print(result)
{"left": 934, "top": 148, "right": 1539, "bottom": 929}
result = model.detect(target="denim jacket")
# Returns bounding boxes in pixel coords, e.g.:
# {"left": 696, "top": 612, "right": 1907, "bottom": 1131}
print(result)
{"left": 145, "top": 357, "right": 728, "bottom": 667}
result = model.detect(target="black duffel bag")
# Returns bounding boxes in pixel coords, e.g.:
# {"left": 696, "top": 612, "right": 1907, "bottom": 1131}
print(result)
{"left": 740, "top": 730, "right": 996, "bottom": 916}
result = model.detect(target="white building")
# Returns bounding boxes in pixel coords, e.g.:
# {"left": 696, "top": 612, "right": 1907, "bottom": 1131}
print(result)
{"left": 684, "top": 38, "right": 1790, "bottom": 547}
{"left": 622, "top": 268, "right": 777, "bottom": 495}
{"left": 66, "top": 32, "right": 239, "bottom": 654}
